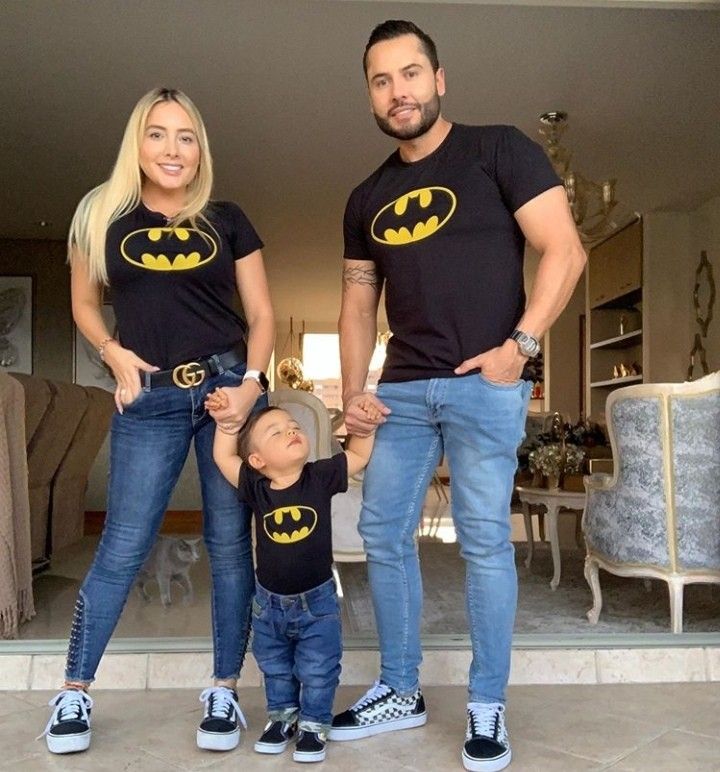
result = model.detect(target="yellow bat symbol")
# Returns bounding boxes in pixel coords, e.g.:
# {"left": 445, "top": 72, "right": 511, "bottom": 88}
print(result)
{"left": 370, "top": 186, "right": 456, "bottom": 246}
{"left": 263, "top": 505, "right": 318, "bottom": 544}
{"left": 120, "top": 227, "right": 217, "bottom": 271}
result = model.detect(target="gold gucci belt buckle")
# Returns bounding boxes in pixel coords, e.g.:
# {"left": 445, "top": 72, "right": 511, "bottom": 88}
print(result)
{"left": 172, "top": 361, "right": 206, "bottom": 388}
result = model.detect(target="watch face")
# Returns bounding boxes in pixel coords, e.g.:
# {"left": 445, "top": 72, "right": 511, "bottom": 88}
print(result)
{"left": 258, "top": 371, "right": 269, "bottom": 391}
{"left": 512, "top": 330, "right": 539, "bottom": 358}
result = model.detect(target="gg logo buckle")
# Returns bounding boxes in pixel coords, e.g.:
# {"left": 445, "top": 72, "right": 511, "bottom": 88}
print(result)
{"left": 172, "top": 361, "right": 206, "bottom": 389}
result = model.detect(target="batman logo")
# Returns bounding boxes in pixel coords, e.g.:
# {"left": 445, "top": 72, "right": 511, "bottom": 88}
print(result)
{"left": 120, "top": 227, "right": 217, "bottom": 271}
{"left": 263, "top": 506, "right": 317, "bottom": 544}
{"left": 371, "top": 186, "right": 456, "bottom": 246}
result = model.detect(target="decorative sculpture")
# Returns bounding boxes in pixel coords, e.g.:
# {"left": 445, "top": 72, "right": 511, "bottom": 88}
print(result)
{"left": 687, "top": 250, "right": 715, "bottom": 380}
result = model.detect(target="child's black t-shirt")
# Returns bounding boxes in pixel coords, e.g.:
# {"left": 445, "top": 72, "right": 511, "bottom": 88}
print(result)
{"left": 238, "top": 453, "right": 348, "bottom": 594}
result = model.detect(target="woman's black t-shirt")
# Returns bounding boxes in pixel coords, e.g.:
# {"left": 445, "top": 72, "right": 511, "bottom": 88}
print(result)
{"left": 105, "top": 200, "right": 263, "bottom": 369}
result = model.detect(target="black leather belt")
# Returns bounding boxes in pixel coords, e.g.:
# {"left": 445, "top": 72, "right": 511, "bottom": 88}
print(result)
{"left": 145, "top": 344, "right": 246, "bottom": 389}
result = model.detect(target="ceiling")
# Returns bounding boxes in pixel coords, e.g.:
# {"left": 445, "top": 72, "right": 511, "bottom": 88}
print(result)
{"left": 2, "top": 0, "right": 719, "bottom": 319}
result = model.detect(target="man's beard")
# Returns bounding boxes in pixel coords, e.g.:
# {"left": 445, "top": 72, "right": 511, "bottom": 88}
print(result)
{"left": 374, "top": 92, "right": 441, "bottom": 141}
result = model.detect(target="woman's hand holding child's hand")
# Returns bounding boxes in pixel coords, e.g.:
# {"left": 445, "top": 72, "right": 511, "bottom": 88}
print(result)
{"left": 206, "top": 388, "right": 239, "bottom": 435}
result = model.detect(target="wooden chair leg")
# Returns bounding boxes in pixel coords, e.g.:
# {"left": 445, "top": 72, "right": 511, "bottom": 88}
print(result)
{"left": 585, "top": 557, "right": 603, "bottom": 624}
{"left": 668, "top": 579, "right": 684, "bottom": 634}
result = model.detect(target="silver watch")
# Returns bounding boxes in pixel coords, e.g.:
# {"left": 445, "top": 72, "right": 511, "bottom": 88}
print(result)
{"left": 510, "top": 329, "right": 541, "bottom": 359}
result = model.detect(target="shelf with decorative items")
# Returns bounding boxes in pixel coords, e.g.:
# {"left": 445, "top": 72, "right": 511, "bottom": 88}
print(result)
{"left": 585, "top": 219, "right": 645, "bottom": 417}
{"left": 590, "top": 374, "right": 643, "bottom": 389}
{"left": 589, "top": 328, "right": 642, "bottom": 350}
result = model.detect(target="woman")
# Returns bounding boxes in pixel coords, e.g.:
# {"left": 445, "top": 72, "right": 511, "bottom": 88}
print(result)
{"left": 40, "top": 88, "right": 274, "bottom": 754}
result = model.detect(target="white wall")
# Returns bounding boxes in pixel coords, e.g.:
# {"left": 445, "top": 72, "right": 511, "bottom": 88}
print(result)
{"left": 642, "top": 194, "right": 720, "bottom": 384}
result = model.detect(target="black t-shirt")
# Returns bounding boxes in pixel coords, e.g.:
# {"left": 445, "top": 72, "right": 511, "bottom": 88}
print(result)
{"left": 106, "top": 200, "right": 263, "bottom": 369}
{"left": 238, "top": 453, "right": 348, "bottom": 594}
{"left": 343, "top": 124, "right": 560, "bottom": 382}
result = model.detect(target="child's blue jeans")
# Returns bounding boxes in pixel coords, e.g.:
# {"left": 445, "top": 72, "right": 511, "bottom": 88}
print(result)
{"left": 252, "top": 577, "right": 342, "bottom": 731}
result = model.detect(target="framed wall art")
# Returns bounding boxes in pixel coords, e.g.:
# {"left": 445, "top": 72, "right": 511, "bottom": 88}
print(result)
{"left": 0, "top": 275, "right": 33, "bottom": 374}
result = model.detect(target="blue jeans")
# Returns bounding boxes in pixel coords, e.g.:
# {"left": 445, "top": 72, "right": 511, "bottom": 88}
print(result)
{"left": 251, "top": 578, "right": 342, "bottom": 730}
{"left": 65, "top": 362, "right": 266, "bottom": 683}
{"left": 360, "top": 374, "right": 531, "bottom": 704}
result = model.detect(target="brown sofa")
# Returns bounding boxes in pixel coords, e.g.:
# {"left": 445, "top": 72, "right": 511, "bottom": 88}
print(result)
{"left": 9, "top": 373, "right": 114, "bottom": 567}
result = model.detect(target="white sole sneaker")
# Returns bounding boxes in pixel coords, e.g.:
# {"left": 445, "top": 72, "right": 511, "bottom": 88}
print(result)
{"left": 293, "top": 747, "right": 326, "bottom": 763}
{"left": 328, "top": 711, "right": 427, "bottom": 741}
{"left": 196, "top": 727, "right": 240, "bottom": 751}
{"left": 461, "top": 747, "right": 512, "bottom": 772}
{"left": 254, "top": 738, "right": 291, "bottom": 754}
{"left": 46, "top": 729, "right": 91, "bottom": 754}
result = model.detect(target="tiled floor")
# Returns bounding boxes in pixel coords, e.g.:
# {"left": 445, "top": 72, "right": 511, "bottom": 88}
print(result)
{"left": 2, "top": 683, "right": 720, "bottom": 770}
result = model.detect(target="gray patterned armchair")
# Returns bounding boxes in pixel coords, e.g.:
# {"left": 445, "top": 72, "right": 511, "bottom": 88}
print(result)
{"left": 583, "top": 371, "right": 720, "bottom": 633}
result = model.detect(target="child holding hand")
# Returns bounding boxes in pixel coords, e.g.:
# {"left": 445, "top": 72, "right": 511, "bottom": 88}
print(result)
{"left": 209, "top": 390, "right": 378, "bottom": 763}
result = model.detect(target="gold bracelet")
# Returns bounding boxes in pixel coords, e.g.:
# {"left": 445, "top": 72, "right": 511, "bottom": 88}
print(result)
{"left": 217, "top": 426, "right": 240, "bottom": 436}
{"left": 98, "top": 337, "right": 116, "bottom": 362}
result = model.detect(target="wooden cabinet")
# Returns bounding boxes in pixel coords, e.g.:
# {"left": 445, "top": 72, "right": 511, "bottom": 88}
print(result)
{"left": 585, "top": 219, "right": 644, "bottom": 417}
{"left": 588, "top": 220, "right": 642, "bottom": 308}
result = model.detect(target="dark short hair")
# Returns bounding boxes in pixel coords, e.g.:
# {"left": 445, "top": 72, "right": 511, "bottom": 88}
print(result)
{"left": 363, "top": 20, "right": 439, "bottom": 76}
{"left": 237, "top": 406, "right": 284, "bottom": 463}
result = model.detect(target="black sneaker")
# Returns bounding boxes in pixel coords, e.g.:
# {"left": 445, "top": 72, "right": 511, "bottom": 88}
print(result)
{"left": 293, "top": 729, "right": 327, "bottom": 763}
{"left": 329, "top": 680, "right": 426, "bottom": 741}
{"left": 462, "top": 702, "right": 511, "bottom": 772}
{"left": 39, "top": 689, "right": 93, "bottom": 754}
{"left": 196, "top": 686, "right": 247, "bottom": 751}
{"left": 254, "top": 717, "right": 297, "bottom": 754}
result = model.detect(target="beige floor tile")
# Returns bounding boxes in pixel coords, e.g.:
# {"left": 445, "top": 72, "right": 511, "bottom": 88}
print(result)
{"left": 704, "top": 646, "right": 720, "bottom": 681}
{"left": 512, "top": 700, "right": 664, "bottom": 764}
{"left": 0, "top": 700, "right": 55, "bottom": 766}
{"left": 421, "top": 649, "right": 472, "bottom": 685}
{"left": 0, "top": 692, "right": 36, "bottom": 719}
{"left": 0, "top": 746, "right": 183, "bottom": 771}
{"left": 596, "top": 647, "right": 706, "bottom": 684}
{"left": 0, "top": 656, "right": 31, "bottom": 690}
{"left": 510, "top": 737, "right": 605, "bottom": 771}
{"left": 338, "top": 649, "right": 380, "bottom": 686}
{"left": 533, "top": 682, "right": 720, "bottom": 733}
{"left": 29, "top": 655, "right": 68, "bottom": 690}
{"left": 2, "top": 685, "right": 713, "bottom": 772}
{"left": 147, "top": 652, "right": 214, "bottom": 689}
{"left": 94, "top": 652, "right": 148, "bottom": 689}
{"left": 608, "top": 729, "right": 720, "bottom": 771}
{"left": 511, "top": 649, "right": 597, "bottom": 685}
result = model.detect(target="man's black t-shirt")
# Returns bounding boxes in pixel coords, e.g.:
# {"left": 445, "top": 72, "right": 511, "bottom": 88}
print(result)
{"left": 106, "top": 201, "right": 263, "bottom": 369}
{"left": 238, "top": 454, "right": 348, "bottom": 595}
{"left": 343, "top": 124, "right": 560, "bottom": 383}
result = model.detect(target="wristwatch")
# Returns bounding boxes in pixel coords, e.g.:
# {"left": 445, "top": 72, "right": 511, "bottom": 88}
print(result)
{"left": 510, "top": 329, "right": 541, "bottom": 359}
{"left": 242, "top": 370, "right": 269, "bottom": 394}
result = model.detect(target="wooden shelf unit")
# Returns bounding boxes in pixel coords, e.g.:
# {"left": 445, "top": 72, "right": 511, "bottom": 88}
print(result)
{"left": 585, "top": 219, "right": 644, "bottom": 417}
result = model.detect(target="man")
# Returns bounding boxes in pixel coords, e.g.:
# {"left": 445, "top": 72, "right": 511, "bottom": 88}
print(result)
{"left": 329, "top": 19, "right": 586, "bottom": 772}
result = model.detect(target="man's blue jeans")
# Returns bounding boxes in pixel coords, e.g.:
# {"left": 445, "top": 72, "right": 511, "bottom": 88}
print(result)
{"left": 360, "top": 374, "right": 531, "bottom": 704}
{"left": 251, "top": 578, "right": 342, "bottom": 730}
{"left": 65, "top": 362, "right": 265, "bottom": 683}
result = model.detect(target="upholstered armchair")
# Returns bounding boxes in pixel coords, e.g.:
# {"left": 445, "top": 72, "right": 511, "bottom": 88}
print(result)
{"left": 583, "top": 371, "right": 720, "bottom": 633}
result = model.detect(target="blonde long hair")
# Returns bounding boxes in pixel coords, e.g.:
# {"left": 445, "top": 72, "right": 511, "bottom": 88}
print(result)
{"left": 68, "top": 87, "right": 214, "bottom": 285}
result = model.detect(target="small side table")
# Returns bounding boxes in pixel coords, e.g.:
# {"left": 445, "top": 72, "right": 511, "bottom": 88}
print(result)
{"left": 516, "top": 485, "right": 586, "bottom": 590}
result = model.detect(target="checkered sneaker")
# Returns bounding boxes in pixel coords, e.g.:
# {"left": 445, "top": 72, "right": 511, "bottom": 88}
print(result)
{"left": 329, "top": 680, "right": 427, "bottom": 741}
{"left": 462, "top": 702, "right": 511, "bottom": 772}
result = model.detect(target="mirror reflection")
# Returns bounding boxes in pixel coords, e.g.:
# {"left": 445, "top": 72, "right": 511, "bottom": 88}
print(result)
{"left": 1, "top": 1, "right": 719, "bottom": 653}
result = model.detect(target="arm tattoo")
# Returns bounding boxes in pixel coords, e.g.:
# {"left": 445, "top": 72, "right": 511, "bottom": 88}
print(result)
{"left": 343, "top": 265, "right": 380, "bottom": 289}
